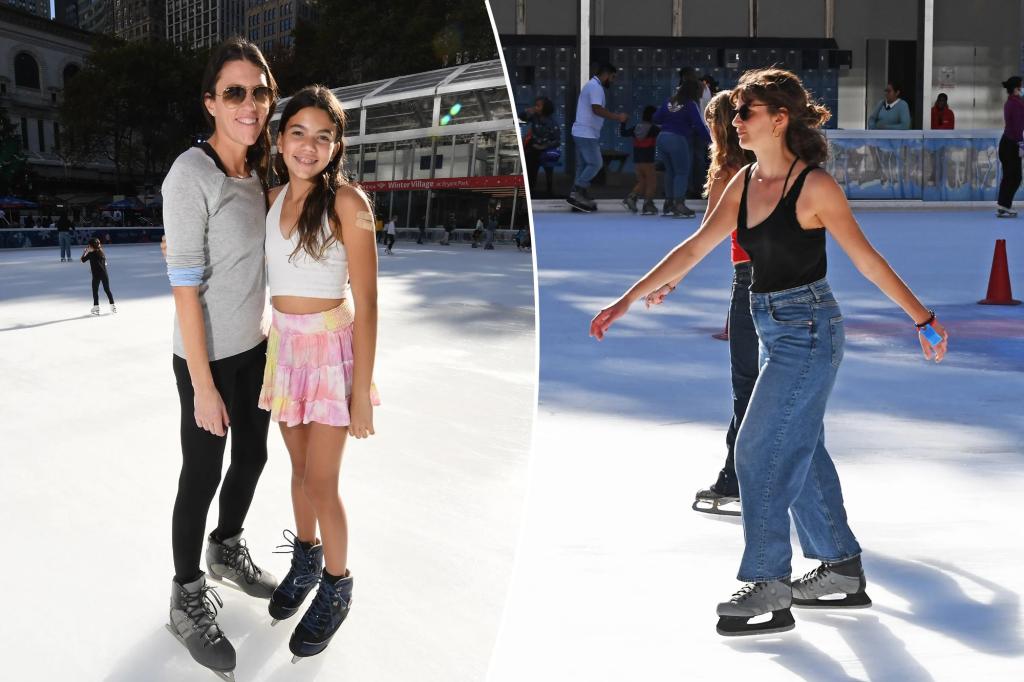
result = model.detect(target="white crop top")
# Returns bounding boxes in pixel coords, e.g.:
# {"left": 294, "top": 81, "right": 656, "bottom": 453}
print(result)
{"left": 266, "top": 183, "right": 350, "bottom": 298}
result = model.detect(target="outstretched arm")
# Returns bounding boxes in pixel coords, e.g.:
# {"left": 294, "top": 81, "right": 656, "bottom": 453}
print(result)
{"left": 805, "top": 171, "right": 948, "bottom": 361}
{"left": 590, "top": 167, "right": 747, "bottom": 340}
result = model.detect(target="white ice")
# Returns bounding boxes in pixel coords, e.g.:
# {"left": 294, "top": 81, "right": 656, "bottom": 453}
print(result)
{"left": 487, "top": 209, "right": 1024, "bottom": 682}
{"left": 0, "top": 242, "right": 535, "bottom": 681}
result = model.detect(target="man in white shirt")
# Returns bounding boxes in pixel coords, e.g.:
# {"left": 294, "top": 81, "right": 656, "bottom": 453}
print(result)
{"left": 568, "top": 63, "right": 628, "bottom": 212}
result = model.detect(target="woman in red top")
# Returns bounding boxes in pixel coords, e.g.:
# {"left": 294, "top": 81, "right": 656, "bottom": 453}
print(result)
{"left": 930, "top": 93, "right": 955, "bottom": 130}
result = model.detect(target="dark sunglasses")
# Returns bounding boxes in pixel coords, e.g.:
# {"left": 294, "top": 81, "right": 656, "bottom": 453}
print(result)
{"left": 214, "top": 85, "right": 275, "bottom": 109}
{"left": 736, "top": 103, "right": 769, "bottom": 121}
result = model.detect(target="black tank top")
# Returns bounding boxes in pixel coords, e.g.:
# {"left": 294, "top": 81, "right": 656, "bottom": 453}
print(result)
{"left": 736, "top": 160, "right": 826, "bottom": 293}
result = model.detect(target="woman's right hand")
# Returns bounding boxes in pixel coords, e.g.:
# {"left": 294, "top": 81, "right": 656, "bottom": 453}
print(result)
{"left": 194, "top": 386, "right": 230, "bottom": 437}
{"left": 590, "top": 296, "right": 634, "bottom": 341}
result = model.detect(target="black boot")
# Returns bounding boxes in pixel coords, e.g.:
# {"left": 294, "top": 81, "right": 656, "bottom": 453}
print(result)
{"left": 289, "top": 569, "right": 354, "bottom": 662}
{"left": 269, "top": 530, "right": 325, "bottom": 624}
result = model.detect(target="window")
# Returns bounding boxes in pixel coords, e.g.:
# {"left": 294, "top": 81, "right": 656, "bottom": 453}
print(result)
{"left": 37, "top": 120, "right": 45, "bottom": 152}
{"left": 419, "top": 155, "right": 443, "bottom": 170}
{"left": 20, "top": 118, "right": 29, "bottom": 150}
{"left": 362, "top": 159, "right": 377, "bottom": 174}
{"left": 53, "top": 122, "right": 61, "bottom": 151}
{"left": 14, "top": 53, "right": 40, "bottom": 90}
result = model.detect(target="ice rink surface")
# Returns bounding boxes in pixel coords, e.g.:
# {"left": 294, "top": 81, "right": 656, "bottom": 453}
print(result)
{"left": 0, "top": 242, "right": 535, "bottom": 681}
{"left": 488, "top": 209, "right": 1024, "bottom": 682}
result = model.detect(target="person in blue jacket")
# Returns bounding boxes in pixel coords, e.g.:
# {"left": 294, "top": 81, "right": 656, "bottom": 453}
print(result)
{"left": 653, "top": 80, "right": 712, "bottom": 218}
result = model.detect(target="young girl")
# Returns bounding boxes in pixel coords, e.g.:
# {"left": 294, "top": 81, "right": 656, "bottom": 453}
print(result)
{"left": 620, "top": 105, "right": 660, "bottom": 215}
{"left": 163, "top": 38, "right": 279, "bottom": 681}
{"left": 81, "top": 238, "right": 116, "bottom": 315}
{"left": 257, "top": 85, "right": 380, "bottom": 663}
{"left": 591, "top": 68, "right": 949, "bottom": 637}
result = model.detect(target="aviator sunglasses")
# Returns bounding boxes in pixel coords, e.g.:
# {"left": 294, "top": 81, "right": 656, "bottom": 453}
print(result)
{"left": 212, "top": 85, "right": 275, "bottom": 109}
{"left": 736, "top": 102, "right": 770, "bottom": 121}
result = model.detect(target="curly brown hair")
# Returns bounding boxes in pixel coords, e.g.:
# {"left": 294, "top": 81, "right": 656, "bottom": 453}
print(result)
{"left": 703, "top": 90, "right": 755, "bottom": 197}
{"left": 730, "top": 68, "right": 831, "bottom": 165}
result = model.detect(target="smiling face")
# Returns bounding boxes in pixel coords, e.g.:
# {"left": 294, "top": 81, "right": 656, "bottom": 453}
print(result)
{"left": 276, "top": 105, "right": 342, "bottom": 182}
{"left": 203, "top": 59, "right": 271, "bottom": 149}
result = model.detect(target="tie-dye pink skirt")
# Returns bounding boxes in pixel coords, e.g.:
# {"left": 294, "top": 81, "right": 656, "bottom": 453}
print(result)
{"left": 258, "top": 301, "right": 380, "bottom": 427}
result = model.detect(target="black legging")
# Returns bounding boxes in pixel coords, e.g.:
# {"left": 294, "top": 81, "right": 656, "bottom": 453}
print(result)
{"left": 998, "top": 135, "right": 1023, "bottom": 209}
{"left": 91, "top": 274, "right": 114, "bottom": 305}
{"left": 524, "top": 147, "right": 555, "bottom": 198}
{"left": 171, "top": 341, "right": 271, "bottom": 582}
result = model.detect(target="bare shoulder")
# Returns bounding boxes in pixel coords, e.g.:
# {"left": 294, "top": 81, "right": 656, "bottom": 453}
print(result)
{"left": 267, "top": 184, "right": 285, "bottom": 204}
{"left": 334, "top": 183, "right": 372, "bottom": 213}
{"left": 802, "top": 166, "right": 840, "bottom": 193}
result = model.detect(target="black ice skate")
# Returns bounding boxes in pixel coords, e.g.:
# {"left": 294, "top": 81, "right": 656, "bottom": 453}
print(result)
{"left": 622, "top": 193, "right": 639, "bottom": 213}
{"left": 269, "top": 530, "right": 325, "bottom": 625}
{"left": 205, "top": 530, "right": 277, "bottom": 599}
{"left": 716, "top": 580, "right": 795, "bottom": 637}
{"left": 692, "top": 469, "right": 741, "bottom": 516}
{"left": 640, "top": 199, "right": 658, "bottom": 215}
{"left": 566, "top": 186, "right": 596, "bottom": 212}
{"left": 289, "top": 570, "right": 354, "bottom": 663}
{"left": 165, "top": 575, "right": 236, "bottom": 681}
{"left": 792, "top": 555, "right": 872, "bottom": 609}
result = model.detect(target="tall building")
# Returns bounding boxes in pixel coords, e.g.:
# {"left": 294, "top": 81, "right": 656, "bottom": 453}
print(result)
{"left": 112, "top": 0, "right": 165, "bottom": 41}
{"left": 245, "top": 0, "right": 316, "bottom": 55}
{"left": 1, "top": 0, "right": 48, "bottom": 19}
{"left": 54, "top": 0, "right": 79, "bottom": 26}
{"left": 166, "top": 0, "right": 245, "bottom": 49}
{"left": 78, "top": 0, "right": 113, "bottom": 34}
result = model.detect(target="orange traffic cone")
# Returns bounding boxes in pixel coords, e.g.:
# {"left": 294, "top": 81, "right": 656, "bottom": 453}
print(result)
{"left": 712, "top": 311, "right": 729, "bottom": 340}
{"left": 978, "top": 239, "right": 1021, "bottom": 305}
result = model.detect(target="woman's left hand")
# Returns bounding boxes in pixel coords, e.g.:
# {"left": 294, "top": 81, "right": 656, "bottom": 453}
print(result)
{"left": 590, "top": 296, "right": 633, "bottom": 341}
{"left": 918, "top": 319, "right": 949, "bottom": 363}
{"left": 348, "top": 393, "right": 375, "bottom": 439}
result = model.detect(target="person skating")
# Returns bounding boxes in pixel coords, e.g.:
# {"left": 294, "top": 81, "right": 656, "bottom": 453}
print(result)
{"left": 383, "top": 215, "right": 397, "bottom": 255}
{"left": 567, "top": 63, "right": 628, "bottom": 212}
{"left": 163, "top": 39, "right": 280, "bottom": 679}
{"left": 81, "top": 238, "right": 116, "bottom": 315}
{"left": 258, "top": 86, "right": 380, "bottom": 663}
{"left": 591, "top": 68, "right": 948, "bottom": 637}
{"left": 997, "top": 76, "right": 1023, "bottom": 218}
{"left": 57, "top": 213, "right": 75, "bottom": 262}
{"left": 647, "top": 90, "right": 755, "bottom": 517}
{"left": 652, "top": 79, "right": 711, "bottom": 218}
{"left": 620, "top": 105, "right": 660, "bottom": 215}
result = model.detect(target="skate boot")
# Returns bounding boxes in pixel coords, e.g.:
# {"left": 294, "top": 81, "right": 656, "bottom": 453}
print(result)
{"left": 289, "top": 569, "right": 354, "bottom": 663}
{"left": 996, "top": 206, "right": 1018, "bottom": 218}
{"left": 661, "top": 198, "right": 674, "bottom": 216}
{"left": 567, "top": 186, "right": 596, "bottom": 212}
{"left": 792, "top": 555, "right": 872, "bottom": 609}
{"left": 90, "top": 305, "right": 100, "bottom": 316}
{"left": 692, "top": 469, "right": 740, "bottom": 516}
{"left": 165, "top": 575, "right": 236, "bottom": 680}
{"left": 205, "top": 530, "right": 277, "bottom": 599}
{"left": 641, "top": 199, "right": 658, "bottom": 215}
{"left": 110, "top": 304, "right": 117, "bottom": 314}
{"left": 622, "top": 193, "right": 639, "bottom": 213}
{"left": 716, "top": 579, "right": 795, "bottom": 636}
{"left": 269, "top": 530, "right": 324, "bottom": 625}
{"left": 671, "top": 201, "right": 696, "bottom": 219}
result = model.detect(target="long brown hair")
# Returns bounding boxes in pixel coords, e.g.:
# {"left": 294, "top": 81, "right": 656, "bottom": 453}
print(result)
{"left": 730, "top": 67, "right": 831, "bottom": 165}
{"left": 200, "top": 38, "right": 278, "bottom": 188}
{"left": 704, "top": 90, "right": 755, "bottom": 197}
{"left": 273, "top": 85, "right": 352, "bottom": 262}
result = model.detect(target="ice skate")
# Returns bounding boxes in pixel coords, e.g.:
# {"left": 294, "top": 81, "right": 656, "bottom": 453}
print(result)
{"left": 792, "top": 555, "right": 872, "bottom": 609}
{"left": 566, "top": 186, "right": 596, "bottom": 212}
{"left": 622, "top": 193, "right": 639, "bottom": 213}
{"left": 661, "top": 199, "right": 674, "bottom": 217}
{"left": 996, "top": 206, "right": 1018, "bottom": 218}
{"left": 110, "top": 304, "right": 117, "bottom": 314}
{"left": 205, "top": 530, "right": 277, "bottom": 599}
{"left": 289, "top": 570, "right": 354, "bottom": 663}
{"left": 716, "top": 580, "right": 795, "bottom": 636}
{"left": 90, "top": 305, "right": 100, "bottom": 316}
{"left": 641, "top": 199, "right": 658, "bottom": 215}
{"left": 692, "top": 469, "right": 740, "bottom": 516}
{"left": 269, "top": 530, "right": 324, "bottom": 626}
{"left": 166, "top": 575, "right": 236, "bottom": 680}
{"left": 671, "top": 202, "right": 696, "bottom": 219}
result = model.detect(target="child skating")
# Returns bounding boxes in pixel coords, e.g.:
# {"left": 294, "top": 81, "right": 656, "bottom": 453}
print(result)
{"left": 81, "top": 238, "right": 116, "bottom": 315}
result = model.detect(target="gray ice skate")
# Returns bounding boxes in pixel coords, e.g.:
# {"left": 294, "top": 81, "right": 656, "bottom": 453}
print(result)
{"left": 165, "top": 575, "right": 236, "bottom": 681}
{"left": 996, "top": 207, "right": 1018, "bottom": 218}
{"left": 792, "top": 556, "right": 872, "bottom": 609}
{"left": 716, "top": 580, "right": 795, "bottom": 636}
{"left": 205, "top": 530, "right": 277, "bottom": 599}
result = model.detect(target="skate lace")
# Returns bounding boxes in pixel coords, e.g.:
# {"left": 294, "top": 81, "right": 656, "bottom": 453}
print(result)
{"left": 798, "top": 564, "right": 828, "bottom": 585}
{"left": 273, "top": 530, "right": 318, "bottom": 597}
{"left": 295, "top": 574, "right": 350, "bottom": 632}
{"left": 181, "top": 584, "right": 225, "bottom": 645}
{"left": 223, "top": 538, "right": 262, "bottom": 585}
{"left": 730, "top": 582, "right": 764, "bottom": 603}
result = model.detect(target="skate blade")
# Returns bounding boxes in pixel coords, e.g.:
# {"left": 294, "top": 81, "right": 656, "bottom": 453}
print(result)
{"left": 692, "top": 498, "right": 741, "bottom": 517}
{"left": 566, "top": 198, "right": 594, "bottom": 213}
{"left": 793, "top": 591, "right": 872, "bottom": 609}
{"left": 165, "top": 624, "right": 235, "bottom": 680}
{"left": 716, "top": 609, "right": 796, "bottom": 637}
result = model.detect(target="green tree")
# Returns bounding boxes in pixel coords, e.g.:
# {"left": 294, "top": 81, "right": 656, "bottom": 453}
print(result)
{"left": 0, "top": 106, "right": 31, "bottom": 196}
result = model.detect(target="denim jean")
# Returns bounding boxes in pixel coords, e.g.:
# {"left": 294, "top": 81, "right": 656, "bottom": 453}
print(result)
{"left": 722, "top": 262, "right": 759, "bottom": 479}
{"left": 59, "top": 231, "right": 72, "bottom": 260}
{"left": 573, "top": 135, "right": 603, "bottom": 189}
{"left": 734, "top": 278, "right": 861, "bottom": 581}
{"left": 656, "top": 131, "right": 690, "bottom": 201}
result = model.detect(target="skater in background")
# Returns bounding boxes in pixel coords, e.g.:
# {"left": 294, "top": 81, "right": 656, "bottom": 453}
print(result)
{"left": 383, "top": 215, "right": 397, "bottom": 255}
{"left": 471, "top": 215, "right": 484, "bottom": 248}
{"left": 591, "top": 67, "right": 948, "bottom": 637}
{"left": 647, "top": 90, "right": 755, "bottom": 517}
{"left": 57, "top": 212, "right": 75, "bottom": 262}
{"left": 997, "top": 76, "right": 1023, "bottom": 218}
{"left": 653, "top": 79, "right": 710, "bottom": 218}
{"left": 620, "top": 105, "right": 661, "bottom": 215}
{"left": 568, "top": 63, "right": 628, "bottom": 212}
{"left": 930, "top": 93, "right": 955, "bottom": 130}
{"left": 259, "top": 85, "right": 380, "bottom": 663}
{"left": 163, "top": 39, "right": 279, "bottom": 680}
{"left": 484, "top": 209, "right": 497, "bottom": 250}
{"left": 81, "top": 237, "right": 116, "bottom": 315}
{"left": 520, "top": 96, "right": 561, "bottom": 198}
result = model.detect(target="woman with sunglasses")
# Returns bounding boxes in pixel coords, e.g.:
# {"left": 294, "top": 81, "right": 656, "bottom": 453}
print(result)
{"left": 591, "top": 68, "right": 948, "bottom": 637}
{"left": 162, "top": 38, "right": 279, "bottom": 680}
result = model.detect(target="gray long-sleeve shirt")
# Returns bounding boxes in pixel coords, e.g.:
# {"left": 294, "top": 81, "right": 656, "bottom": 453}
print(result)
{"left": 163, "top": 144, "right": 267, "bottom": 361}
